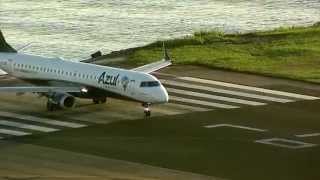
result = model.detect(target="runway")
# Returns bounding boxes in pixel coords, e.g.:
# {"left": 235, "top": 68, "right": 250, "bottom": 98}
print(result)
{"left": 0, "top": 67, "right": 320, "bottom": 180}
{"left": 0, "top": 72, "right": 318, "bottom": 140}
{"left": 158, "top": 73, "right": 319, "bottom": 110}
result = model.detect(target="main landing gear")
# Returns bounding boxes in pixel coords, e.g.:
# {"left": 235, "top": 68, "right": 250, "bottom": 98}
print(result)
{"left": 47, "top": 100, "right": 57, "bottom": 111}
{"left": 93, "top": 96, "right": 107, "bottom": 104}
{"left": 142, "top": 103, "right": 151, "bottom": 117}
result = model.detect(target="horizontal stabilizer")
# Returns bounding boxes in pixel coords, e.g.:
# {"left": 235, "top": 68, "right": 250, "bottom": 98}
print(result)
{"left": 80, "top": 51, "right": 103, "bottom": 63}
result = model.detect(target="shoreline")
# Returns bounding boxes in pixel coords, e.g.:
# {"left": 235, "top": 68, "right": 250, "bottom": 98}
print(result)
{"left": 97, "top": 22, "right": 320, "bottom": 84}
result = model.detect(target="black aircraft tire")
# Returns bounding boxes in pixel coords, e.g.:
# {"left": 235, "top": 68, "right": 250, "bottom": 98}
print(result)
{"left": 93, "top": 98, "right": 99, "bottom": 104}
{"left": 93, "top": 97, "right": 107, "bottom": 104}
{"left": 47, "top": 102, "right": 55, "bottom": 111}
{"left": 101, "top": 97, "right": 107, "bottom": 104}
{"left": 145, "top": 111, "right": 151, "bottom": 117}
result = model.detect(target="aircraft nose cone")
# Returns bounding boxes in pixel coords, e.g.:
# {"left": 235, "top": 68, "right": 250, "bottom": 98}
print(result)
{"left": 161, "top": 87, "right": 169, "bottom": 103}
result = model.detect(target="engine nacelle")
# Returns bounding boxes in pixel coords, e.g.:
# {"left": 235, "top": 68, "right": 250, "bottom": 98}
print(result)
{"left": 49, "top": 92, "right": 76, "bottom": 109}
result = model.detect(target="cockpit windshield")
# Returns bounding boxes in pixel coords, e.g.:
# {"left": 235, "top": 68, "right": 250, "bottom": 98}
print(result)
{"left": 140, "top": 81, "right": 160, "bottom": 87}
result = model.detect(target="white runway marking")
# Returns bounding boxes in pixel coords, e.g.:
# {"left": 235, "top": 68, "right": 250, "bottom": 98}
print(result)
{"left": 170, "top": 96, "right": 240, "bottom": 109}
{"left": 0, "top": 111, "right": 87, "bottom": 128}
{"left": 179, "top": 77, "right": 320, "bottom": 100}
{"left": 0, "top": 129, "right": 31, "bottom": 136}
{"left": 0, "top": 120, "right": 59, "bottom": 133}
{"left": 204, "top": 124, "right": 267, "bottom": 132}
{"left": 295, "top": 133, "right": 320, "bottom": 138}
{"left": 255, "top": 138, "right": 318, "bottom": 149}
{"left": 167, "top": 88, "right": 266, "bottom": 106}
{"left": 161, "top": 80, "right": 293, "bottom": 103}
{"left": 166, "top": 103, "right": 211, "bottom": 112}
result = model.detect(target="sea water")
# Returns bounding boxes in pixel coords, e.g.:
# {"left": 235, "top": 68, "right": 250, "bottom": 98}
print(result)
{"left": 1, "top": 0, "right": 319, "bottom": 60}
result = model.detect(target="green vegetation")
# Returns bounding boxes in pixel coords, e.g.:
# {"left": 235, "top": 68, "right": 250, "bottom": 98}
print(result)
{"left": 107, "top": 23, "right": 320, "bottom": 83}
{"left": 18, "top": 101, "right": 320, "bottom": 180}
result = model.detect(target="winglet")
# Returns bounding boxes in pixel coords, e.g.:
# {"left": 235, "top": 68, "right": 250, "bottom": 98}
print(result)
{"left": 163, "top": 42, "right": 171, "bottom": 61}
{"left": 0, "top": 30, "right": 17, "bottom": 53}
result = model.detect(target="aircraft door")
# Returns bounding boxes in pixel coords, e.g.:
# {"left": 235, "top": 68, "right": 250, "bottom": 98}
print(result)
{"left": 127, "top": 79, "right": 137, "bottom": 96}
{"left": 7, "top": 59, "right": 14, "bottom": 73}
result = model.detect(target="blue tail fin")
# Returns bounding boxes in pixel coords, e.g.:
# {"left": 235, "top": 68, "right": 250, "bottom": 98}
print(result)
{"left": 0, "top": 30, "right": 17, "bottom": 53}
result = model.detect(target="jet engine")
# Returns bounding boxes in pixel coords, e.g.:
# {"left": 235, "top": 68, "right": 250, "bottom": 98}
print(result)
{"left": 49, "top": 92, "right": 76, "bottom": 109}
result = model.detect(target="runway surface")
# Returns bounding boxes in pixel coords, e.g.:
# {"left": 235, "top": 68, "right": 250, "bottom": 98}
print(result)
{"left": 0, "top": 73, "right": 319, "bottom": 140}
{"left": 0, "top": 66, "right": 320, "bottom": 180}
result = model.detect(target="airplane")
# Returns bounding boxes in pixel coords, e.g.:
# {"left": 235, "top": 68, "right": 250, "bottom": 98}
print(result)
{"left": 0, "top": 30, "right": 171, "bottom": 117}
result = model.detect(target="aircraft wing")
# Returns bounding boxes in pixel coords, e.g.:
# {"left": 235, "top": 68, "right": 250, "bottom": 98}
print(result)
{"left": 0, "top": 86, "right": 82, "bottom": 93}
{"left": 131, "top": 59, "right": 172, "bottom": 74}
{"left": 131, "top": 42, "right": 172, "bottom": 74}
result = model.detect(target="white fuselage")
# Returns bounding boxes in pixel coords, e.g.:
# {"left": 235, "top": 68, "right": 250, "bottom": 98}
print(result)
{"left": 0, "top": 52, "right": 169, "bottom": 104}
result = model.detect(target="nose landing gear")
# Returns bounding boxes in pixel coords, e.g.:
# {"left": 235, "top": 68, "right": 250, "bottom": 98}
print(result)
{"left": 142, "top": 103, "right": 151, "bottom": 117}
